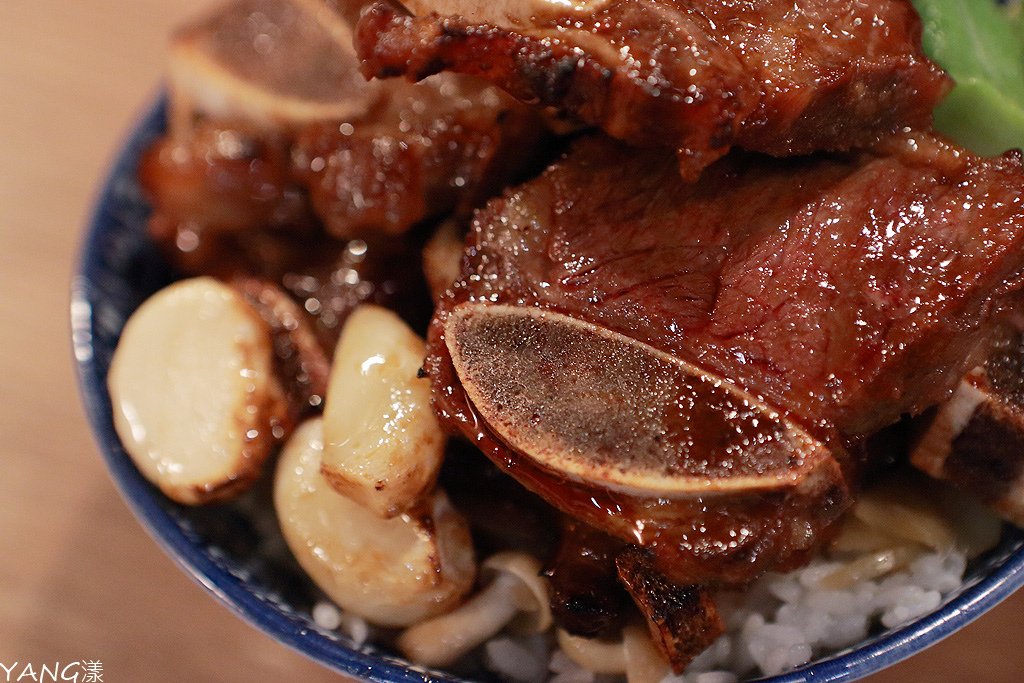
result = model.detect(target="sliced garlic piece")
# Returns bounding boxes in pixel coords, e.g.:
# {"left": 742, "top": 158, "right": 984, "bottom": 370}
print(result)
{"left": 108, "top": 276, "right": 287, "bottom": 504}
{"left": 818, "top": 546, "right": 921, "bottom": 590}
{"left": 853, "top": 486, "right": 956, "bottom": 553}
{"left": 322, "top": 305, "right": 446, "bottom": 518}
{"left": 275, "top": 418, "right": 474, "bottom": 627}
{"left": 830, "top": 515, "right": 906, "bottom": 554}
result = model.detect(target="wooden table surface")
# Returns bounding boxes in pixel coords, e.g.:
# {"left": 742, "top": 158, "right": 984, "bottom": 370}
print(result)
{"left": 1, "top": 0, "right": 1021, "bottom": 680}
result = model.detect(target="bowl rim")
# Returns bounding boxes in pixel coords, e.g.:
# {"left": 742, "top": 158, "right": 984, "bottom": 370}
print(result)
{"left": 72, "top": 94, "right": 1024, "bottom": 683}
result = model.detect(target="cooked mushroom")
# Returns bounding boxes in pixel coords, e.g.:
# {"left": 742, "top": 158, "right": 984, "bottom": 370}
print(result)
{"left": 321, "top": 305, "right": 446, "bottom": 518}
{"left": 397, "top": 551, "right": 551, "bottom": 667}
{"left": 556, "top": 629, "right": 626, "bottom": 674}
{"left": 274, "top": 418, "right": 475, "bottom": 627}
{"left": 555, "top": 622, "right": 671, "bottom": 682}
{"left": 622, "top": 623, "right": 671, "bottom": 683}
{"left": 108, "top": 276, "right": 288, "bottom": 504}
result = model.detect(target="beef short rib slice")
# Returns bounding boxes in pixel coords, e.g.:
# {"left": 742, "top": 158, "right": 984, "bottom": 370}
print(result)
{"left": 442, "top": 302, "right": 848, "bottom": 585}
{"left": 356, "top": 0, "right": 950, "bottom": 180}
{"left": 167, "top": 0, "right": 381, "bottom": 134}
{"left": 424, "top": 133, "right": 1024, "bottom": 585}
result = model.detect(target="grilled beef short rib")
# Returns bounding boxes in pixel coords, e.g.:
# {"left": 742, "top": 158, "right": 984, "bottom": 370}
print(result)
{"left": 425, "top": 133, "right": 1024, "bottom": 585}
{"left": 356, "top": 0, "right": 950, "bottom": 180}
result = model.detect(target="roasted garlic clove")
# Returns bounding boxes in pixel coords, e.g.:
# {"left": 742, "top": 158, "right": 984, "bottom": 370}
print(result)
{"left": 321, "top": 305, "right": 446, "bottom": 518}
{"left": 275, "top": 418, "right": 474, "bottom": 627}
{"left": 232, "top": 277, "right": 331, "bottom": 419}
{"left": 108, "top": 276, "right": 288, "bottom": 505}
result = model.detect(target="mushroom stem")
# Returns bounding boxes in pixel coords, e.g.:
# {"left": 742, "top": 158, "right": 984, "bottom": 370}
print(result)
{"left": 556, "top": 629, "right": 627, "bottom": 674}
{"left": 556, "top": 623, "right": 671, "bottom": 681}
{"left": 397, "top": 572, "right": 525, "bottom": 668}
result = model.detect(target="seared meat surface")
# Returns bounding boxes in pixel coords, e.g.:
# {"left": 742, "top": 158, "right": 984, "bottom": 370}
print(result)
{"left": 292, "top": 75, "right": 547, "bottom": 236}
{"left": 356, "top": 0, "right": 950, "bottom": 179}
{"left": 140, "top": 123, "right": 314, "bottom": 236}
{"left": 425, "top": 133, "right": 1024, "bottom": 584}
{"left": 545, "top": 518, "right": 629, "bottom": 638}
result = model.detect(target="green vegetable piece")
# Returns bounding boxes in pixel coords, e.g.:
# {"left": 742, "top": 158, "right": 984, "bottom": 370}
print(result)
{"left": 933, "top": 81, "right": 1024, "bottom": 155}
{"left": 915, "top": 0, "right": 1024, "bottom": 154}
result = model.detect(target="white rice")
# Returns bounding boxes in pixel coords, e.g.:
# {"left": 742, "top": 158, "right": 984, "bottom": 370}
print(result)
{"left": 311, "top": 600, "right": 370, "bottom": 646}
{"left": 483, "top": 547, "right": 968, "bottom": 683}
{"left": 485, "top": 635, "right": 552, "bottom": 683}
{"left": 671, "top": 548, "right": 968, "bottom": 680}
{"left": 312, "top": 601, "right": 343, "bottom": 630}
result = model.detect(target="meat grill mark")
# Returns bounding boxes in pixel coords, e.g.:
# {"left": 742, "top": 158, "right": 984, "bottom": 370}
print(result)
{"left": 615, "top": 547, "right": 724, "bottom": 672}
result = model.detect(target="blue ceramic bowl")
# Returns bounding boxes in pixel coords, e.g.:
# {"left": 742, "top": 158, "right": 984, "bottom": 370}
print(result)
{"left": 73, "top": 96, "right": 1024, "bottom": 683}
